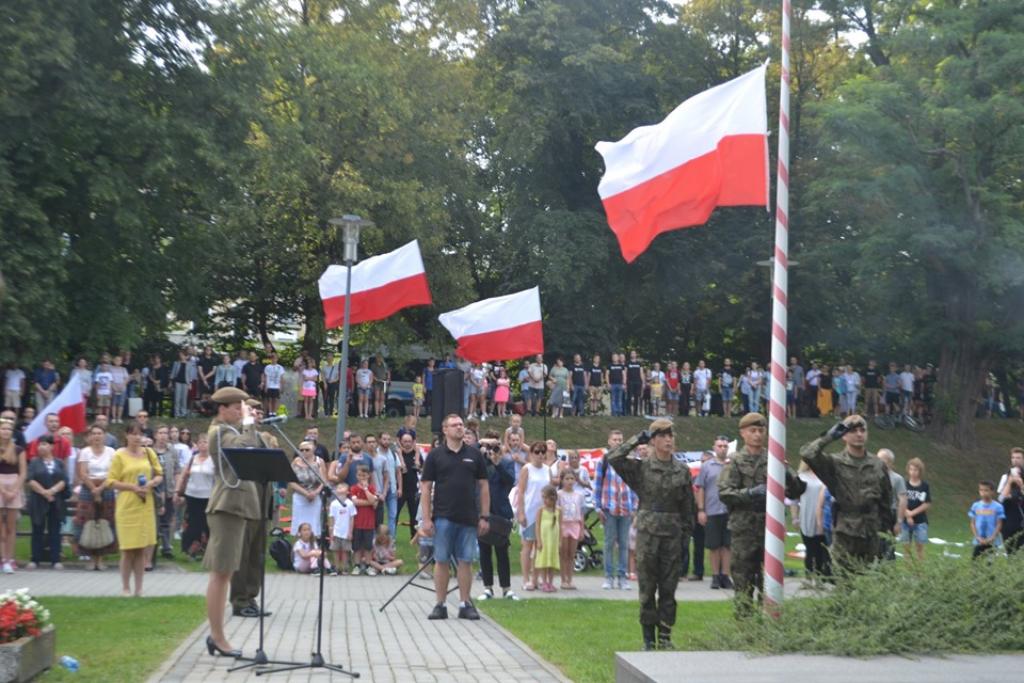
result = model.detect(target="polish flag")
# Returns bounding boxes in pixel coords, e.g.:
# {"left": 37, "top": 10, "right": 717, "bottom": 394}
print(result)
{"left": 23, "top": 374, "right": 87, "bottom": 444}
{"left": 438, "top": 287, "right": 543, "bottom": 363}
{"left": 596, "top": 63, "right": 769, "bottom": 263}
{"left": 319, "top": 240, "right": 432, "bottom": 328}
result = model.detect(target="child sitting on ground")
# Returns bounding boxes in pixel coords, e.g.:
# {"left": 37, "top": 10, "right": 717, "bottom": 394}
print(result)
{"left": 369, "top": 524, "right": 404, "bottom": 575}
{"left": 969, "top": 480, "right": 1005, "bottom": 558}
{"left": 293, "top": 522, "right": 333, "bottom": 574}
{"left": 328, "top": 482, "right": 357, "bottom": 574}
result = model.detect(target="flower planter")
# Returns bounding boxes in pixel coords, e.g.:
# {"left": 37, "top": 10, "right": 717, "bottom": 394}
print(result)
{"left": 0, "top": 625, "right": 55, "bottom": 683}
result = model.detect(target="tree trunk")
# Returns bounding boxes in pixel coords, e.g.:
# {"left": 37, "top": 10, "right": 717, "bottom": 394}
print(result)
{"left": 302, "top": 293, "right": 325, "bottom": 364}
{"left": 930, "top": 336, "right": 988, "bottom": 450}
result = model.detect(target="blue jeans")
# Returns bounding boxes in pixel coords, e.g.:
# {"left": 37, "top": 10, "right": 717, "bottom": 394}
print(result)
{"left": 603, "top": 513, "right": 631, "bottom": 579}
{"left": 386, "top": 491, "right": 398, "bottom": 538}
{"left": 610, "top": 385, "right": 624, "bottom": 416}
{"left": 572, "top": 386, "right": 586, "bottom": 415}
{"left": 750, "top": 387, "right": 761, "bottom": 412}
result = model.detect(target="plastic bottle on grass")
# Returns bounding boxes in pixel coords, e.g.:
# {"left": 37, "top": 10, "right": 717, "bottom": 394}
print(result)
{"left": 59, "top": 655, "right": 80, "bottom": 672}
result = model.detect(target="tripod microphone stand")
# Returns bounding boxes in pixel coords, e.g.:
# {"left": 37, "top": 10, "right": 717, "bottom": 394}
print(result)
{"left": 254, "top": 422, "right": 358, "bottom": 679}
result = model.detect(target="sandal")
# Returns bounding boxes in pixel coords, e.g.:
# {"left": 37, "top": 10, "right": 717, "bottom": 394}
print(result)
{"left": 563, "top": 583, "right": 577, "bottom": 590}
{"left": 523, "top": 582, "right": 536, "bottom": 591}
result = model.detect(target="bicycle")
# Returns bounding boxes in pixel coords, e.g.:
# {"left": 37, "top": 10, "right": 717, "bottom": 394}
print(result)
{"left": 873, "top": 411, "right": 924, "bottom": 432}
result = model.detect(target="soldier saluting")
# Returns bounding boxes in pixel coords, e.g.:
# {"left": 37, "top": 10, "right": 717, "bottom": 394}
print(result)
{"left": 718, "top": 413, "right": 805, "bottom": 612}
{"left": 800, "top": 414, "right": 893, "bottom": 571}
{"left": 605, "top": 418, "right": 694, "bottom": 651}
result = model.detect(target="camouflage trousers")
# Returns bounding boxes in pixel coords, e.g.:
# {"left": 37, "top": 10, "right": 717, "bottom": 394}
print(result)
{"left": 637, "top": 532, "right": 684, "bottom": 627}
{"left": 230, "top": 518, "right": 266, "bottom": 610}
{"left": 830, "top": 532, "right": 882, "bottom": 574}
{"left": 729, "top": 531, "right": 764, "bottom": 605}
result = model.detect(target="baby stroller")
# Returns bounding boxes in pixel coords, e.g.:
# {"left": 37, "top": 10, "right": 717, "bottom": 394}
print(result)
{"left": 573, "top": 509, "right": 604, "bottom": 572}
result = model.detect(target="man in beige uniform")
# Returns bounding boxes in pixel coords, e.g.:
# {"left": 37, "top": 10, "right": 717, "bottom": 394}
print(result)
{"left": 204, "top": 387, "right": 262, "bottom": 658}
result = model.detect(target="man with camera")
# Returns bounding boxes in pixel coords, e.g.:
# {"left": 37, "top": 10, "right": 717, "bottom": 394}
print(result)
{"left": 476, "top": 434, "right": 518, "bottom": 601}
{"left": 718, "top": 413, "right": 806, "bottom": 612}
{"left": 605, "top": 418, "right": 693, "bottom": 651}
{"left": 800, "top": 414, "right": 894, "bottom": 571}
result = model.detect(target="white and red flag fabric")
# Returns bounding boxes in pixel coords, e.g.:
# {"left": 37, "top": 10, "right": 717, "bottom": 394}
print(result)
{"left": 23, "top": 374, "right": 87, "bottom": 444}
{"left": 318, "top": 239, "right": 432, "bottom": 328}
{"left": 438, "top": 287, "right": 543, "bottom": 363}
{"left": 595, "top": 63, "right": 769, "bottom": 263}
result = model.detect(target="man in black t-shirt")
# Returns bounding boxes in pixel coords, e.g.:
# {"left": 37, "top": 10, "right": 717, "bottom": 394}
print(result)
{"left": 608, "top": 353, "right": 625, "bottom": 416}
{"left": 570, "top": 354, "right": 587, "bottom": 417}
{"left": 421, "top": 414, "right": 490, "bottom": 621}
{"left": 863, "top": 359, "right": 881, "bottom": 416}
{"left": 626, "top": 351, "right": 644, "bottom": 417}
{"left": 197, "top": 346, "right": 218, "bottom": 398}
{"left": 241, "top": 351, "right": 263, "bottom": 398}
{"left": 586, "top": 354, "right": 605, "bottom": 415}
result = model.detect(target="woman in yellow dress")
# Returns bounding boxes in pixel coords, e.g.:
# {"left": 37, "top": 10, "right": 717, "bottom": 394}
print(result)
{"left": 107, "top": 421, "right": 162, "bottom": 596}
{"left": 817, "top": 364, "right": 834, "bottom": 418}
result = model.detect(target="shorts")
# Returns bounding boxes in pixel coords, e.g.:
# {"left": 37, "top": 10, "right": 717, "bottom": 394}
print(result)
{"left": 721, "top": 387, "right": 733, "bottom": 402}
{"left": 899, "top": 521, "right": 928, "bottom": 544}
{"left": 520, "top": 522, "right": 536, "bottom": 541}
{"left": 96, "top": 394, "right": 112, "bottom": 408}
{"left": 666, "top": 390, "right": 680, "bottom": 401}
{"left": 432, "top": 517, "right": 477, "bottom": 563}
{"left": 266, "top": 388, "right": 280, "bottom": 399}
{"left": 352, "top": 528, "right": 374, "bottom": 551}
{"left": 885, "top": 391, "right": 900, "bottom": 405}
{"left": 704, "top": 514, "right": 731, "bottom": 549}
{"left": 3, "top": 390, "right": 21, "bottom": 409}
{"left": 467, "top": 383, "right": 482, "bottom": 396}
{"left": 358, "top": 387, "right": 372, "bottom": 398}
{"left": 561, "top": 521, "right": 582, "bottom": 540}
{"left": 330, "top": 537, "right": 352, "bottom": 552}
{"left": 0, "top": 473, "right": 24, "bottom": 509}
{"left": 413, "top": 399, "right": 423, "bottom": 407}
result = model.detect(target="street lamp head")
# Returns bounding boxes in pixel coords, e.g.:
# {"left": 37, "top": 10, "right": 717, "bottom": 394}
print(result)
{"left": 329, "top": 214, "right": 372, "bottom": 263}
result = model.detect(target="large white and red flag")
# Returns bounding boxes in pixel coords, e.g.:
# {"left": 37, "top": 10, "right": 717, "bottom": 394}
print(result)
{"left": 318, "top": 239, "right": 432, "bottom": 328}
{"left": 23, "top": 374, "right": 87, "bottom": 443}
{"left": 596, "top": 63, "right": 768, "bottom": 263}
{"left": 438, "top": 287, "right": 543, "bottom": 363}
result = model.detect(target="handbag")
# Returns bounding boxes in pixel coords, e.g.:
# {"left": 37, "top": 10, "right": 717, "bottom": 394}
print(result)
{"left": 80, "top": 518, "right": 115, "bottom": 549}
{"left": 479, "top": 514, "right": 513, "bottom": 546}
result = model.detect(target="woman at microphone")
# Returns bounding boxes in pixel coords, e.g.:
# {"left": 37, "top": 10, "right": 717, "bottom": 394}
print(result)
{"left": 203, "top": 387, "right": 263, "bottom": 658}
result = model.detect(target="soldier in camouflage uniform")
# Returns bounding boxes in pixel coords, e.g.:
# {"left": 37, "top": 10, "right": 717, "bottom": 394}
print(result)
{"left": 800, "top": 414, "right": 893, "bottom": 572}
{"left": 606, "top": 418, "right": 694, "bottom": 650}
{"left": 718, "top": 413, "right": 806, "bottom": 612}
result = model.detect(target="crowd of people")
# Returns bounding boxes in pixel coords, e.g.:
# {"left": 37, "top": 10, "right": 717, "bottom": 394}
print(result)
{"left": 8, "top": 349, "right": 1024, "bottom": 427}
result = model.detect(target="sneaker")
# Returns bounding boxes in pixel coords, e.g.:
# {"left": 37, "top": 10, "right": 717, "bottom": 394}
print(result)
{"left": 366, "top": 567, "right": 378, "bottom": 576}
{"left": 502, "top": 589, "right": 520, "bottom": 601}
{"left": 384, "top": 567, "right": 397, "bottom": 576}
{"left": 477, "top": 588, "right": 494, "bottom": 601}
{"left": 25, "top": 562, "right": 37, "bottom": 570}
{"left": 720, "top": 574, "right": 734, "bottom": 590}
{"left": 52, "top": 563, "right": 64, "bottom": 570}
{"left": 710, "top": 575, "right": 721, "bottom": 589}
{"left": 78, "top": 554, "right": 91, "bottom": 562}
{"left": 602, "top": 578, "right": 614, "bottom": 590}
{"left": 427, "top": 603, "right": 448, "bottom": 620}
{"left": 620, "top": 579, "right": 631, "bottom": 590}
{"left": 1, "top": 562, "right": 12, "bottom": 574}
{"left": 458, "top": 603, "right": 480, "bottom": 620}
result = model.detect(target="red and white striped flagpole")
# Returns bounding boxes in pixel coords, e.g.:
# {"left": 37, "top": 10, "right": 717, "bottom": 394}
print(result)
{"left": 764, "top": 0, "right": 792, "bottom": 613}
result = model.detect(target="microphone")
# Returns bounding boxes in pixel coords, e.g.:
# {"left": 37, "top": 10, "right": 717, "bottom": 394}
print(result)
{"left": 259, "top": 415, "right": 288, "bottom": 425}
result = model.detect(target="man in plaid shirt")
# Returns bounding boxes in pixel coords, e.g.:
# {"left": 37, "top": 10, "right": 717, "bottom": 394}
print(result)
{"left": 594, "top": 429, "right": 639, "bottom": 589}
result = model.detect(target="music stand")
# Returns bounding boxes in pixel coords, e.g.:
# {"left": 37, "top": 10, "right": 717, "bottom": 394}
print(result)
{"left": 221, "top": 447, "right": 296, "bottom": 673}
{"left": 379, "top": 556, "right": 459, "bottom": 613}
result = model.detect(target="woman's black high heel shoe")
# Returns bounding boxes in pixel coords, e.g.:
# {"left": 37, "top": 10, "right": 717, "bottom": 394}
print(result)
{"left": 206, "top": 636, "right": 241, "bottom": 658}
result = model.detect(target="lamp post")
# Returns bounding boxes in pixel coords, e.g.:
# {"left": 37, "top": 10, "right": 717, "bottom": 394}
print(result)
{"left": 329, "top": 214, "right": 373, "bottom": 451}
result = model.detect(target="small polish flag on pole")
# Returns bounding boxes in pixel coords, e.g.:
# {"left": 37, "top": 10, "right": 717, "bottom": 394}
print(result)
{"left": 596, "top": 63, "right": 769, "bottom": 263}
{"left": 23, "top": 374, "right": 87, "bottom": 444}
{"left": 438, "top": 287, "right": 543, "bottom": 363}
{"left": 318, "top": 240, "right": 432, "bottom": 328}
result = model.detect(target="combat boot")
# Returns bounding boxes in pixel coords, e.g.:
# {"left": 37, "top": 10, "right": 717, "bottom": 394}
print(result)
{"left": 642, "top": 625, "right": 656, "bottom": 651}
{"left": 657, "top": 624, "right": 674, "bottom": 650}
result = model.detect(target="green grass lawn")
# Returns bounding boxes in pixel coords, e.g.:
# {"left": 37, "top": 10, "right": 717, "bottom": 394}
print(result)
{"left": 479, "top": 598, "right": 734, "bottom": 683}
{"left": 39, "top": 595, "right": 205, "bottom": 682}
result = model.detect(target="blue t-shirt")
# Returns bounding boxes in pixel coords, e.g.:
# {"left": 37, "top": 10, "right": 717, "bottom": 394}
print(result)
{"left": 969, "top": 500, "right": 1005, "bottom": 545}
{"left": 339, "top": 452, "right": 374, "bottom": 487}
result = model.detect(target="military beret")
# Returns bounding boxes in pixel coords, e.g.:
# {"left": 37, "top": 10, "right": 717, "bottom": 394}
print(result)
{"left": 843, "top": 414, "right": 867, "bottom": 429}
{"left": 738, "top": 412, "right": 767, "bottom": 429}
{"left": 210, "top": 387, "right": 250, "bottom": 405}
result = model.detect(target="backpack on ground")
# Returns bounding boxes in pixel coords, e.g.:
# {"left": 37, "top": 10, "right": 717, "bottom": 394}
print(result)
{"left": 269, "top": 535, "right": 293, "bottom": 571}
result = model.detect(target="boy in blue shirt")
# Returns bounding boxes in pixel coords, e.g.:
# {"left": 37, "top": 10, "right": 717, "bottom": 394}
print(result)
{"left": 969, "top": 481, "right": 1005, "bottom": 558}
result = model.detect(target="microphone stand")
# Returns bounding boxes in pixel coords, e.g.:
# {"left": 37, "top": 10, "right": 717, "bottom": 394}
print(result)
{"left": 254, "top": 421, "right": 358, "bottom": 679}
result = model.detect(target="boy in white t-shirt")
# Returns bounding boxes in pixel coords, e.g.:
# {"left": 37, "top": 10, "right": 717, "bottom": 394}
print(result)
{"left": 94, "top": 363, "right": 114, "bottom": 418}
{"left": 328, "top": 483, "right": 357, "bottom": 574}
{"left": 262, "top": 354, "right": 285, "bottom": 414}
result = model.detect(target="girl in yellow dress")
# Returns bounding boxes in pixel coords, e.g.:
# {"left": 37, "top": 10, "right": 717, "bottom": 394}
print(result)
{"left": 107, "top": 422, "right": 162, "bottom": 596}
{"left": 534, "top": 485, "right": 561, "bottom": 592}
